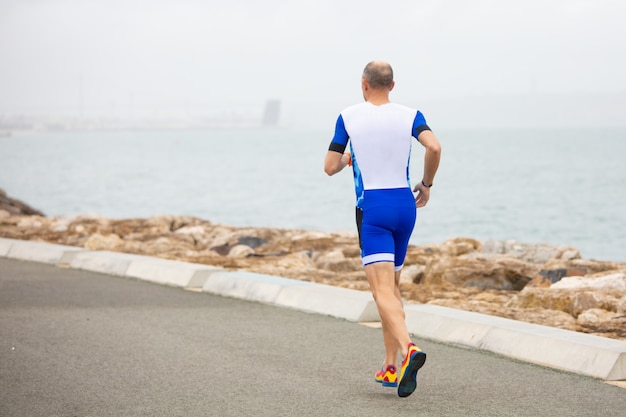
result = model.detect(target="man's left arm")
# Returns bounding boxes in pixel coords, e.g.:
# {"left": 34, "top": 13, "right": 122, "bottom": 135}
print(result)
{"left": 413, "top": 129, "right": 442, "bottom": 208}
{"left": 417, "top": 130, "right": 441, "bottom": 187}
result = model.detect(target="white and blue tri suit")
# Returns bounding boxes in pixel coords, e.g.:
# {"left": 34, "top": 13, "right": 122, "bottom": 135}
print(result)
{"left": 328, "top": 102, "right": 431, "bottom": 271}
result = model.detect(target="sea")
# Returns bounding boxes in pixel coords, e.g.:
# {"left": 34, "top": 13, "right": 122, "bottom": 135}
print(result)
{"left": 0, "top": 126, "right": 625, "bottom": 262}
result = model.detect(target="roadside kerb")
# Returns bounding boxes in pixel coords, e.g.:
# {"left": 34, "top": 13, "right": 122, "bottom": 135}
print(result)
{"left": 1, "top": 237, "right": 625, "bottom": 382}
{"left": 0, "top": 237, "right": 13, "bottom": 257}
{"left": 202, "top": 270, "right": 380, "bottom": 322}
{"left": 125, "top": 257, "right": 221, "bottom": 289}
{"left": 481, "top": 319, "right": 626, "bottom": 381}
{"left": 274, "top": 284, "right": 380, "bottom": 322}
{"left": 68, "top": 250, "right": 147, "bottom": 277}
{"left": 2, "top": 238, "right": 84, "bottom": 265}
{"left": 405, "top": 303, "right": 626, "bottom": 381}
{"left": 202, "top": 270, "right": 312, "bottom": 304}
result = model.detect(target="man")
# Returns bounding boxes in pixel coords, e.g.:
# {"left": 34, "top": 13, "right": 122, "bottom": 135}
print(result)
{"left": 324, "top": 61, "right": 441, "bottom": 398}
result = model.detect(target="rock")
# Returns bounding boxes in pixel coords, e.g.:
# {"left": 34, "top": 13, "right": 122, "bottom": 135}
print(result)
{"left": 271, "top": 251, "right": 315, "bottom": 270}
{"left": 422, "top": 252, "right": 540, "bottom": 290}
{"left": 0, "top": 188, "right": 45, "bottom": 216}
{"left": 17, "top": 216, "right": 43, "bottom": 229}
{"left": 175, "top": 225, "right": 206, "bottom": 235}
{"left": 561, "top": 249, "right": 580, "bottom": 261}
{"left": 542, "top": 258, "right": 621, "bottom": 275}
{"left": 428, "top": 296, "right": 580, "bottom": 330}
{"left": 577, "top": 308, "right": 615, "bottom": 326}
{"left": 314, "top": 249, "right": 361, "bottom": 272}
{"left": 1, "top": 204, "right": 626, "bottom": 340}
{"left": 508, "top": 285, "right": 624, "bottom": 318}
{"left": 237, "top": 236, "right": 266, "bottom": 249}
{"left": 618, "top": 296, "right": 626, "bottom": 315}
{"left": 85, "top": 233, "right": 124, "bottom": 251}
{"left": 526, "top": 268, "right": 589, "bottom": 288}
{"left": 228, "top": 244, "right": 255, "bottom": 258}
{"left": 142, "top": 235, "right": 195, "bottom": 255}
{"left": 440, "top": 237, "right": 482, "bottom": 256}
{"left": 551, "top": 272, "right": 626, "bottom": 290}
{"left": 210, "top": 243, "right": 232, "bottom": 256}
{"left": 482, "top": 239, "right": 581, "bottom": 264}
{"left": 51, "top": 217, "right": 71, "bottom": 232}
{"left": 400, "top": 264, "right": 425, "bottom": 285}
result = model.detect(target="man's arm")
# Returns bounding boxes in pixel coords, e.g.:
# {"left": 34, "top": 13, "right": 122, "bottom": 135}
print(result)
{"left": 413, "top": 130, "right": 442, "bottom": 207}
{"left": 418, "top": 130, "right": 441, "bottom": 186}
{"left": 324, "top": 151, "right": 351, "bottom": 176}
{"left": 325, "top": 115, "right": 350, "bottom": 176}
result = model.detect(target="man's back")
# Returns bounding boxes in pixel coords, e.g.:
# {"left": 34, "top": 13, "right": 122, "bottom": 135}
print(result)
{"left": 342, "top": 102, "right": 416, "bottom": 192}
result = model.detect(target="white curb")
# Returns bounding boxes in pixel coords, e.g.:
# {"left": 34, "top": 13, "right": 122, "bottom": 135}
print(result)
{"left": 2, "top": 238, "right": 84, "bottom": 265}
{"left": 274, "top": 283, "right": 380, "bottom": 323}
{"left": 2, "top": 238, "right": 625, "bottom": 381}
{"left": 69, "top": 250, "right": 145, "bottom": 276}
{"left": 203, "top": 270, "right": 310, "bottom": 304}
{"left": 125, "top": 257, "right": 220, "bottom": 288}
{"left": 405, "top": 304, "right": 626, "bottom": 381}
{"left": 0, "top": 237, "right": 14, "bottom": 257}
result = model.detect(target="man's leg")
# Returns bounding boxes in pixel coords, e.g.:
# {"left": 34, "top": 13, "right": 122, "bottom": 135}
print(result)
{"left": 380, "top": 270, "right": 404, "bottom": 367}
{"left": 366, "top": 262, "right": 412, "bottom": 360}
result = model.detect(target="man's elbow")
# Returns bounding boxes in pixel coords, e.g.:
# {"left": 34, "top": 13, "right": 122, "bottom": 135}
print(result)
{"left": 324, "top": 154, "right": 341, "bottom": 176}
{"left": 427, "top": 142, "right": 442, "bottom": 158}
{"left": 418, "top": 131, "right": 442, "bottom": 157}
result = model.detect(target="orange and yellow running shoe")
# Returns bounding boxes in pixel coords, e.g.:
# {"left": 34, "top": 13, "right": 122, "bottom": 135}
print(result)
{"left": 397, "top": 343, "right": 427, "bottom": 398}
{"left": 374, "top": 364, "right": 398, "bottom": 387}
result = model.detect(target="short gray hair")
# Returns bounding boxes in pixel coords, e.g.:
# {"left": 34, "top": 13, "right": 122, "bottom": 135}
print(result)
{"left": 363, "top": 61, "right": 394, "bottom": 89}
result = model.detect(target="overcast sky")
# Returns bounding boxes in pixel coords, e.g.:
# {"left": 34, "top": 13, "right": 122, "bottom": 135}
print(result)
{"left": 1, "top": 0, "right": 625, "bottom": 127}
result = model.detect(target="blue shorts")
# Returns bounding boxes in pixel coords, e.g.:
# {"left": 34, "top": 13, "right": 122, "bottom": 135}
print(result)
{"left": 356, "top": 188, "right": 416, "bottom": 271}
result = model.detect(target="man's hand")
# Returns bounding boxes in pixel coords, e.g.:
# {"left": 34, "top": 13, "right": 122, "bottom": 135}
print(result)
{"left": 413, "top": 183, "right": 430, "bottom": 208}
{"left": 344, "top": 152, "right": 352, "bottom": 167}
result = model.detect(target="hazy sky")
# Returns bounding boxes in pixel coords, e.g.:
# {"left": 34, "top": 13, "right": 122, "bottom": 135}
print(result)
{"left": 1, "top": 0, "right": 625, "bottom": 127}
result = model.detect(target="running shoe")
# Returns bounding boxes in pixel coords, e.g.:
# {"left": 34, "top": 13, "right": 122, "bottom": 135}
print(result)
{"left": 397, "top": 343, "right": 427, "bottom": 398}
{"left": 374, "top": 365, "right": 398, "bottom": 387}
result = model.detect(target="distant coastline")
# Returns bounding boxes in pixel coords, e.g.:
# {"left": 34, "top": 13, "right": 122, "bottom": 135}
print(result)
{"left": 0, "top": 115, "right": 279, "bottom": 134}
{"left": 0, "top": 100, "right": 284, "bottom": 134}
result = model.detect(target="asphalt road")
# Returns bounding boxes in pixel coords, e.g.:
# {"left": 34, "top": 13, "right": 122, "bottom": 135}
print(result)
{"left": 1, "top": 257, "right": 624, "bottom": 417}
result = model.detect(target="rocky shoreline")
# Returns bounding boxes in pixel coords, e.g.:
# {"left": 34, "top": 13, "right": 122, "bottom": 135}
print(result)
{"left": 1, "top": 189, "right": 625, "bottom": 341}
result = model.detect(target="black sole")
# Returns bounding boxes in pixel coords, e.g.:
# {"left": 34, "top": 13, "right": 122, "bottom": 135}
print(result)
{"left": 398, "top": 351, "right": 427, "bottom": 398}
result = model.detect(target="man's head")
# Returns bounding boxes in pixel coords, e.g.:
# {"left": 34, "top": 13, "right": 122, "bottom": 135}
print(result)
{"left": 361, "top": 61, "right": 395, "bottom": 103}
{"left": 362, "top": 61, "right": 394, "bottom": 90}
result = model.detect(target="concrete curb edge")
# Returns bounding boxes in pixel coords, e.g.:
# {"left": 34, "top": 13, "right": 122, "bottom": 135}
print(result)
{"left": 1, "top": 237, "right": 624, "bottom": 381}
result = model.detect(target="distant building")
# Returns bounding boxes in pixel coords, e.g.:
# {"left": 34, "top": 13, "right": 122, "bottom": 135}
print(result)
{"left": 261, "top": 100, "right": 281, "bottom": 127}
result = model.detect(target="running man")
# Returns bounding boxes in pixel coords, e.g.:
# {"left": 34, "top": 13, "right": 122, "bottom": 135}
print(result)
{"left": 324, "top": 61, "right": 441, "bottom": 398}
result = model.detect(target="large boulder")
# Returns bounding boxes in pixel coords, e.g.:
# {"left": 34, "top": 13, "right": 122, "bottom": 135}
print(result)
{"left": 482, "top": 239, "right": 581, "bottom": 264}
{"left": 418, "top": 238, "right": 579, "bottom": 291}
{"left": 0, "top": 188, "right": 44, "bottom": 216}
{"left": 422, "top": 252, "right": 541, "bottom": 290}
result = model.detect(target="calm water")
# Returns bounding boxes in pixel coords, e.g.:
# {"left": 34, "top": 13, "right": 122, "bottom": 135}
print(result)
{"left": 0, "top": 127, "right": 625, "bottom": 261}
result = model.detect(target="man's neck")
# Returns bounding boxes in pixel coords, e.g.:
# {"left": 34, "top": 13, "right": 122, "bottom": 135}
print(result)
{"left": 365, "top": 90, "right": 391, "bottom": 106}
{"left": 366, "top": 97, "right": 390, "bottom": 106}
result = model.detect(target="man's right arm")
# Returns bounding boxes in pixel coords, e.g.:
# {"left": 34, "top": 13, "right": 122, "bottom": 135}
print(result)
{"left": 324, "top": 151, "right": 350, "bottom": 176}
{"left": 324, "top": 115, "right": 350, "bottom": 176}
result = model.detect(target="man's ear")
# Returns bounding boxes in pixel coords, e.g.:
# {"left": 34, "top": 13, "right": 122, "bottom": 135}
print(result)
{"left": 389, "top": 80, "right": 395, "bottom": 92}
